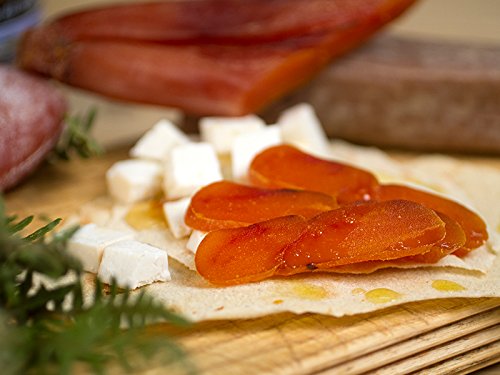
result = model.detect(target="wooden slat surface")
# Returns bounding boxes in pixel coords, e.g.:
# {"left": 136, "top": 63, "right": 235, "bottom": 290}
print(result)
{"left": 329, "top": 308, "right": 500, "bottom": 374}
{"left": 372, "top": 325, "right": 500, "bottom": 374}
{"left": 4, "top": 150, "right": 500, "bottom": 374}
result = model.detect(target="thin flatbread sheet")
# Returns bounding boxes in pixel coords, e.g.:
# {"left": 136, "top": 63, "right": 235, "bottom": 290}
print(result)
{"left": 77, "top": 142, "right": 500, "bottom": 321}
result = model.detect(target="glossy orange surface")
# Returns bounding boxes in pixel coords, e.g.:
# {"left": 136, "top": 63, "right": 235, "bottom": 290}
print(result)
{"left": 186, "top": 181, "right": 337, "bottom": 231}
{"left": 249, "top": 145, "right": 379, "bottom": 204}
{"left": 376, "top": 184, "right": 487, "bottom": 254}
{"left": 195, "top": 200, "right": 447, "bottom": 285}
{"left": 280, "top": 200, "right": 446, "bottom": 272}
{"left": 402, "top": 213, "right": 466, "bottom": 264}
{"left": 195, "top": 215, "right": 307, "bottom": 285}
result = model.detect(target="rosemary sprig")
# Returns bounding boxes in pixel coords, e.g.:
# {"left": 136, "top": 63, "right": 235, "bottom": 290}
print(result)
{"left": 53, "top": 108, "right": 103, "bottom": 161}
{"left": 0, "top": 197, "right": 194, "bottom": 375}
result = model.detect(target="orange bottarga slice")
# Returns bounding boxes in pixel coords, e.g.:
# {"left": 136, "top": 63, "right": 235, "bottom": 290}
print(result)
{"left": 322, "top": 214, "right": 462, "bottom": 272}
{"left": 298, "top": 213, "right": 466, "bottom": 274}
{"left": 400, "top": 213, "right": 466, "bottom": 263}
{"left": 376, "top": 184, "right": 488, "bottom": 255}
{"left": 279, "top": 200, "right": 446, "bottom": 274}
{"left": 249, "top": 145, "right": 379, "bottom": 204}
{"left": 185, "top": 180, "right": 338, "bottom": 231}
{"left": 195, "top": 215, "right": 307, "bottom": 286}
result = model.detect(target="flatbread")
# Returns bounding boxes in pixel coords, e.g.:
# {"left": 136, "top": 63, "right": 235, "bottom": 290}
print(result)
{"left": 77, "top": 141, "right": 500, "bottom": 321}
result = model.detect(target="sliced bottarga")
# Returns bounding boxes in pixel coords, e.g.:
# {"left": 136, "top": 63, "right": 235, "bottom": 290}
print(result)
{"left": 196, "top": 200, "right": 446, "bottom": 285}
{"left": 195, "top": 215, "right": 307, "bottom": 286}
{"left": 249, "top": 145, "right": 379, "bottom": 204}
{"left": 186, "top": 180, "right": 337, "bottom": 231}
{"left": 376, "top": 184, "right": 488, "bottom": 255}
{"left": 279, "top": 200, "right": 446, "bottom": 273}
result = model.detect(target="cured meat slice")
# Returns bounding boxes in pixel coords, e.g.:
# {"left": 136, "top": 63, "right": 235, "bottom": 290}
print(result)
{"left": 0, "top": 65, "right": 66, "bottom": 191}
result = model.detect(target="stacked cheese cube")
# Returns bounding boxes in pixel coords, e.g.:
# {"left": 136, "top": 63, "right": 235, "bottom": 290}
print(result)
{"left": 67, "top": 224, "right": 170, "bottom": 289}
{"left": 90, "top": 103, "right": 330, "bottom": 286}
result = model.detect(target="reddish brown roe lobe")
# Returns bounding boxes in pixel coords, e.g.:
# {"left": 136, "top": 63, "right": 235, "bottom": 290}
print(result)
{"left": 195, "top": 215, "right": 307, "bottom": 286}
{"left": 376, "top": 184, "right": 488, "bottom": 255}
{"left": 185, "top": 181, "right": 338, "bottom": 231}
{"left": 249, "top": 145, "right": 379, "bottom": 204}
{"left": 40, "top": 0, "right": 416, "bottom": 44}
{"left": 17, "top": 0, "right": 416, "bottom": 115}
{"left": 278, "top": 200, "right": 446, "bottom": 274}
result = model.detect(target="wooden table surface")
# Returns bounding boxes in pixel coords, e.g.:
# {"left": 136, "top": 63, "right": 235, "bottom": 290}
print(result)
{"left": 5, "top": 147, "right": 500, "bottom": 375}
{"left": 5, "top": 1, "right": 499, "bottom": 373}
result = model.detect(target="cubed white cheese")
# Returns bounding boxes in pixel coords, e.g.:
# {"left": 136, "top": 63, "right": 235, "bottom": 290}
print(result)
{"left": 231, "top": 125, "right": 282, "bottom": 181}
{"left": 186, "top": 230, "right": 207, "bottom": 253}
{"left": 163, "top": 197, "right": 192, "bottom": 239}
{"left": 199, "top": 115, "right": 265, "bottom": 154}
{"left": 106, "top": 159, "right": 163, "bottom": 203}
{"left": 163, "top": 142, "right": 222, "bottom": 199}
{"left": 130, "top": 119, "right": 190, "bottom": 161}
{"left": 67, "top": 224, "right": 134, "bottom": 273}
{"left": 278, "top": 103, "right": 330, "bottom": 157}
{"left": 98, "top": 240, "right": 171, "bottom": 289}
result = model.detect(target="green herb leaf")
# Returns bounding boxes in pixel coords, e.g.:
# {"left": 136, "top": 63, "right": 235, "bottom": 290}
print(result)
{"left": 52, "top": 107, "right": 103, "bottom": 161}
{"left": 0, "top": 196, "right": 193, "bottom": 374}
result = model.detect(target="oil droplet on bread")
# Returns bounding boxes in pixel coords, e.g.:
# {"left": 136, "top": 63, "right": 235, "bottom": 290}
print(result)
{"left": 292, "top": 284, "right": 329, "bottom": 300}
{"left": 125, "top": 200, "right": 167, "bottom": 230}
{"left": 365, "top": 288, "right": 402, "bottom": 304}
{"left": 432, "top": 279, "right": 466, "bottom": 292}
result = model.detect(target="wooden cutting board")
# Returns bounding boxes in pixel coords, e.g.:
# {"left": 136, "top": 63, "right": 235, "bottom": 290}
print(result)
{"left": 5, "top": 148, "right": 500, "bottom": 375}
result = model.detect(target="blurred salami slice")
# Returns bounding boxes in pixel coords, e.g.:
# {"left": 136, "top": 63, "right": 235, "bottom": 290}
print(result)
{"left": 0, "top": 65, "right": 66, "bottom": 191}
{"left": 265, "top": 35, "right": 500, "bottom": 153}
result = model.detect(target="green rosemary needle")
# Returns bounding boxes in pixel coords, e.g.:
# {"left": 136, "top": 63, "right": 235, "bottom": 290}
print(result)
{"left": 0, "top": 197, "right": 193, "bottom": 375}
{"left": 52, "top": 108, "right": 103, "bottom": 161}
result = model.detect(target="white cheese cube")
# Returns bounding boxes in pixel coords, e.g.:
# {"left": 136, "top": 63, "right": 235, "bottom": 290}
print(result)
{"left": 231, "top": 125, "right": 282, "bottom": 181}
{"left": 278, "top": 103, "right": 330, "bottom": 157}
{"left": 98, "top": 240, "right": 171, "bottom": 289}
{"left": 186, "top": 230, "right": 207, "bottom": 253}
{"left": 107, "top": 159, "right": 163, "bottom": 203}
{"left": 163, "top": 198, "right": 192, "bottom": 239}
{"left": 67, "top": 224, "right": 134, "bottom": 273}
{"left": 163, "top": 142, "right": 222, "bottom": 199}
{"left": 130, "top": 119, "right": 190, "bottom": 161}
{"left": 199, "top": 115, "right": 265, "bottom": 154}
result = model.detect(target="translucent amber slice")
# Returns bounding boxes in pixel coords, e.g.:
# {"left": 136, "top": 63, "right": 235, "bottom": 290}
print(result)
{"left": 376, "top": 184, "right": 487, "bottom": 254}
{"left": 403, "top": 213, "right": 465, "bottom": 263}
{"left": 249, "top": 145, "right": 379, "bottom": 204}
{"left": 195, "top": 200, "right": 446, "bottom": 285}
{"left": 195, "top": 215, "right": 307, "bottom": 285}
{"left": 279, "top": 200, "right": 446, "bottom": 272}
{"left": 185, "top": 180, "right": 337, "bottom": 231}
